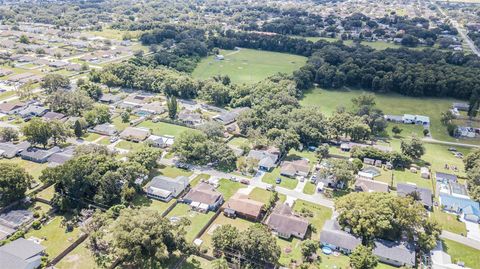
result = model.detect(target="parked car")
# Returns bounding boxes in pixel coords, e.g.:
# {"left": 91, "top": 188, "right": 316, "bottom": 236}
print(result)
{"left": 109, "top": 136, "right": 119, "bottom": 143}
{"left": 240, "top": 179, "right": 250, "bottom": 185}
{"left": 275, "top": 177, "right": 281, "bottom": 184}
{"left": 448, "top": 147, "right": 457, "bottom": 152}
{"left": 266, "top": 184, "right": 275, "bottom": 191}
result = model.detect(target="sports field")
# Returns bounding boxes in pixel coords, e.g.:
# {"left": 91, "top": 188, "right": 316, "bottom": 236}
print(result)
{"left": 301, "top": 87, "right": 479, "bottom": 145}
{"left": 192, "top": 48, "right": 307, "bottom": 84}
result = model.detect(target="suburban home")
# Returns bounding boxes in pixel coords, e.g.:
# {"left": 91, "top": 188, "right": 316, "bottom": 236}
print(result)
{"left": 435, "top": 172, "right": 457, "bottom": 184}
{"left": 47, "top": 146, "right": 75, "bottom": 167}
{"left": 265, "top": 204, "right": 309, "bottom": 240}
{"left": 449, "top": 182, "right": 470, "bottom": 199}
{"left": 99, "top": 93, "right": 122, "bottom": 104}
{"left": 402, "top": 114, "right": 430, "bottom": 125}
{"left": 0, "top": 210, "right": 34, "bottom": 240}
{"left": 452, "top": 102, "right": 469, "bottom": 111}
{"left": 147, "top": 135, "right": 174, "bottom": 148}
{"left": 0, "top": 141, "right": 31, "bottom": 158}
{"left": 397, "top": 183, "right": 433, "bottom": 210}
{"left": 384, "top": 114, "right": 404, "bottom": 123}
{"left": 213, "top": 107, "right": 249, "bottom": 125}
{"left": 280, "top": 159, "right": 310, "bottom": 178}
{"left": 121, "top": 94, "right": 152, "bottom": 108}
{"left": 0, "top": 68, "right": 13, "bottom": 77}
{"left": 320, "top": 219, "right": 362, "bottom": 254}
{"left": 430, "top": 241, "right": 466, "bottom": 269}
{"left": 247, "top": 149, "right": 279, "bottom": 172}
{"left": 0, "top": 238, "right": 45, "bottom": 269}
{"left": 18, "top": 105, "right": 48, "bottom": 119}
{"left": 420, "top": 167, "right": 430, "bottom": 179}
{"left": 363, "top": 158, "right": 375, "bottom": 165}
{"left": 356, "top": 171, "right": 374, "bottom": 180}
{"left": 145, "top": 176, "right": 189, "bottom": 202}
{"left": 20, "top": 146, "right": 61, "bottom": 163}
{"left": 91, "top": 123, "right": 118, "bottom": 136}
{"left": 136, "top": 101, "right": 166, "bottom": 116}
{"left": 182, "top": 182, "right": 223, "bottom": 212}
{"left": 223, "top": 193, "right": 264, "bottom": 220}
{"left": 42, "top": 111, "right": 65, "bottom": 121}
{"left": 178, "top": 111, "right": 203, "bottom": 126}
{"left": 354, "top": 178, "right": 389, "bottom": 193}
{"left": 439, "top": 194, "right": 480, "bottom": 223}
{"left": 119, "top": 127, "right": 151, "bottom": 142}
{"left": 0, "top": 101, "right": 27, "bottom": 115}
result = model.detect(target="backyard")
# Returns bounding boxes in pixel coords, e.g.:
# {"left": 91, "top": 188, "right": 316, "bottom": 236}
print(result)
{"left": 56, "top": 241, "right": 99, "bottom": 269}
{"left": 430, "top": 207, "right": 467, "bottom": 235}
{"left": 292, "top": 200, "right": 332, "bottom": 239}
{"left": 138, "top": 120, "right": 192, "bottom": 137}
{"left": 262, "top": 168, "right": 299, "bottom": 190}
{"left": 165, "top": 203, "right": 215, "bottom": 242}
{"left": 156, "top": 164, "right": 193, "bottom": 178}
{"left": 248, "top": 187, "right": 286, "bottom": 204}
{"left": 192, "top": 48, "right": 307, "bottom": 84}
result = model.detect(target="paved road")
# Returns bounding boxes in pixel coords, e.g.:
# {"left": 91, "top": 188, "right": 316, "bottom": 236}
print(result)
{"left": 422, "top": 137, "right": 480, "bottom": 148}
{"left": 440, "top": 230, "right": 480, "bottom": 250}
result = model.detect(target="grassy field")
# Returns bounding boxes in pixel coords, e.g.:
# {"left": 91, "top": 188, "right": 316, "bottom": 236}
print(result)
{"left": 83, "top": 133, "right": 101, "bottom": 142}
{"left": 293, "top": 200, "right": 332, "bottom": 239}
{"left": 0, "top": 158, "right": 48, "bottom": 179}
{"left": 249, "top": 187, "right": 286, "bottom": 204}
{"left": 166, "top": 203, "right": 215, "bottom": 242}
{"left": 443, "top": 239, "right": 480, "bottom": 268}
{"left": 138, "top": 120, "right": 192, "bottom": 137}
{"left": 25, "top": 215, "right": 81, "bottom": 257}
{"left": 56, "top": 241, "right": 99, "bottom": 269}
{"left": 85, "top": 29, "right": 144, "bottom": 40}
{"left": 36, "top": 185, "right": 55, "bottom": 201}
{"left": 217, "top": 178, "right": 244, "bottom": 200}
{"left": 200, "top": 214, "right": 254, "bottom": 253}
{"left": 115, "top": 140, "right": 146, "bottom": 151}
{"left": 132, "top": 194, "right": 176, "bottom": 215}
{"left": 301, "top": 87, "right": 478, "bottom": 145}
{"left": 303, "top": 182, "right": 317, "bottom": 195}
{"left": 227, "top": 137, "right": 250, "bottom": 147}
{"left": 430, "top": 207, "right": 467, "bottom": 235}
{"left": 183, "top": 255, "right": 214, "bottom": 269}
{"left": 192, "top": 48, "right": 307, "bottom": 85}
{"left": 190, "top": 174, "right": 211, "bottom": 187}
{"left": 156, "top": 165, "right": 193, "bottom": 178}
{"left": 262, "top": 167, "right": 299, "bottom": 190}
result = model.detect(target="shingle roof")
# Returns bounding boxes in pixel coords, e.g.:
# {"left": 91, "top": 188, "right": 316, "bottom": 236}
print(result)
{"left": 373, "top": 239, "right": 415, "bottom": 266}
{"left": 224, "top": 193, "right": 264, "bottom": 218}
{"left": 183, "top": 183, "right": 222, "bottom": 205}
{"left": 266, "top": 204, "right": 309, "bottom": 239}
{"left": 146, "top": 176, "right": 189, "bottom": 198}
{"left": 355, "top": 178, "right": 389, "bottom": 193}
{"left": 435, "top": 172, "right": 457, "bottom": 183}
{"left": 397, "top": 183, "right": 432, "bottom": 207}
{"left": 320, "top": 219, "right": 362, "bottom": 250}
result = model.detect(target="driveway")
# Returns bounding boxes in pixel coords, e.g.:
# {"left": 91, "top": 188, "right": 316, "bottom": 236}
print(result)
{"left": 465, "top": 219, "right": 480, "bottom": 242}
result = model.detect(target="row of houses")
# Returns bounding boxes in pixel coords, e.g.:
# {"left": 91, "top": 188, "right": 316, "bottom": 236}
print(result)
{"left": 384, "top": 114, "right": 430, "bottom": 126}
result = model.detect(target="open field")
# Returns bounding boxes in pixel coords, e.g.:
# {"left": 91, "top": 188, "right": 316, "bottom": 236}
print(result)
{"left": 227, "top": 137, "right": 250, "bottom": 147}
{"left": 25, "top": 215, "right": 81, "bottom": 257}
{"left": 138, "top": 120, "right": 192, "bottom": 137}
{"left": 115, "top": 140, "right": 146, "bottom": 151}
{"left": 56, "top": 241, "right": 99, "bottom": 269}
{"left": 192, "top": 48, "right": 307, "bottom": 84}
{"left": 216, "top": 178, "right": 244, "bottom": 200}
{"left": 249, "top": 187, "right": 286, "bottom": 204}
{"left": 443, "top": 239, "right": 480, "bottom": 268}
{"left": 85, "top": 29, "right": 144, "bottom": 40}
{"left": 166, "top": 203, "right": 215, "bottom": 242}
{"left": 301, "top": 87, "right": 478, "bottom": 145}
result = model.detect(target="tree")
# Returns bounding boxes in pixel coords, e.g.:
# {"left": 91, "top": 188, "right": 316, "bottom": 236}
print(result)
{"left": 211, "top": 257, "right": 229, "bottom": 269}
{"left": 19, "top": 34, "right": 30, "bottom": 44}
{"left": 50, "top": 120, "right": 71, "bottom": 145}
{"left": 440, "top": 110, "right": 455, "bottom": 125}
{"left": 391, "top": 126, "right": 402, "bottom": 136}
{"left": 401, "top": 136, "right": 425, "bottom": 159}
{"left": 41, "top": 74, "right": 70, "bottom": 93}
{"left": 300, "top": 240, "right": 318, "bottom": 261}
{"left": 128, "top": 147, "right": 161, "bottom": 170}
{"left": 464, "top": 149, "right": 480, "bottom": 171}
{"left": 167, "top": 95, "right": 178, "bottom": 119}
{"left": 350, "top": 245, "right": 378, "bottom": 269}
{"left": 315, "top": 144, "right": 329, "bottom": 162}
{"left": 0, "top": 163, "right": 32, "bottom": 206}
{"left": 22, "top": 118, "right": 52, "bottom": 148}
{"left": 120, "top": 111, "right": 130, "bottom": 123}
{"left": 84, "top": 105, "right": 111, "bottom": 126}
{"left": 16, "top": 80, "right": 35, "bottom": 101}
{"left": 198, "top": 121, "right": 224, "bottom": 138}
{"left": 74, "top": 119, "right": 83, "bottom": 138}
{"left": 0, "top": 127, "right": 19, "bottom": 142}
{"left": 79, "top": 83, "right": 103, "bottom": 101}
{"left": 212, "top": 224, "right": 239, "bottom": 251}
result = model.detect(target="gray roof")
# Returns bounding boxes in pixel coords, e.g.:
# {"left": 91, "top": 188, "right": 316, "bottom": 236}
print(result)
{"left": 146, "top": 176, "right": 189, "bottom": 198}
{"left": 18, "top": 105, "right": 48, "bottom": 117}
{"left": 247, "top": 150, "right": 278, "bottom": 168}
{"left": 0, "top": 141, "right": 31, "bottom": 158}
{"left": 92, "top": 123, "right": 117, "bottom": 136}
{"left": 0, "top": 238, "right": 45, "bottom": 269}
{"left": 99, "top": 93, "right": 122, "bottom": 103}
{"left": 435, "top": 172, "right": 457, "bottom": 183}
{"left": 397, "top": 183, "right": 432, "bottom": 208}
{"left": 320, "top": 219, "right": 362, "bottom": 250}
{"left": 266, "top": 204, "right": 309, "bottom": 238}
{"left": 47, "top": 146, "right": 75, "bottom": 166}
{"left": 449, "top": 182, "right": 468, "bottom": 197}
{"left": 0, "top": 210, "right": 33, "bottom": 229}
{"left": 20, "top": 146, "right": 61, "bottom": 162}
{"left": 42, "top": 111, "right": 65, "bottom": 120}
{"left": 373, "top": 239, "right": 415, "bottom": 266}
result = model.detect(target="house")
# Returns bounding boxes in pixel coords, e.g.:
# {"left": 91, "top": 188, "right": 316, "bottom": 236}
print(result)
{"left": 320, "top": 219, "right": 362, "bottom": 254}
{"left": 136, "top": 101, "right": 166, "bottom": 116}
{"left": 213, "top": 107, "right": 249, "bottom": 125}
{"left": 397, "top": 183, "right": 433, "bottom": 210}
{"left": 20, "top": 146, "right": 61, "bottom": 163}
{"left": 0, "top": 210, "right": 34, "bottom": 240}
{"left": 265, "top": 204, "right": 309, "bottom": 239}
{"left": 0, "top": 141, "right": 31, "bottom": 158}
{"left": 147, "top": 135, "right": 174, "bottom": 148}
{"left": 364, "top": 158, "right": 375, "bottom": 165}
{"left": 48, "top": 61, "right": 69, "bottom": 68}
{"left": 18, "top": 105, "right": 49, "bottom": 119}
{"left": 0, "top": 102, "right": 27, "bottom": 114}
{"left": 457, "top": 126, "right": 476, "bottom": 138}
{"left": 178, "top": 111, "right": 203, "bottom": 126}
{"left": 341, "top": 142, "right": 392, "bottom": 153}
{"left": 384, "top": 114, "right": 404, "bottom": 123}
{"left": 452, "top": 102, "right": 469, "bottom": 111}
{"left": 435, "top": 172, "right": 457, "bottom": 183}
{"left": 42, "top": 111, "right": 65, "bottom": 121}
{"left": 449, "top": 182, "right": 470, "bottom": 199}
{"left": 373, "top": 239, "right": 416, "bottom": 267}
{"left": 0, "top": 68, "right": 13, "bottom": 77}
{"left": 224, "top": 193, "right": 265, "bottom": 220}
{"left": 182, "top": 183, "right": 223, "bottom": 212}
{"left": 430, "top": 241, "right": 468, "bottom": 269}
{"left": 439, "top": 194, "right": 480, "bottom": 223}
{"left": 0, "top": 238, "right": 45, "bottom": 269}
{"left": 354, "top": 178, "right": 389, "bottom": 193}
{"left": 247, "top": 149, "right": 279, "bottom": 171}
{"left": 420, "top": 167, "right": 430, "bottom": 179}
{"left": 145, "top": 176, "right": 189, "bottom": 202}
{"left": 91, "top": 123, "right": 118, "bottom": 136}
{"left": 121, "top": 94, "right": 152, "bottom": 108}
{"left": 402, "top": 114, "right": 430, "bottom": 125}
{"left": 356, "top": 171, "right": 374, "bottom": 180}
{"left": 119, "top": 127, "right": 151, "bottom": 142}
{"left": 47, "top": 146, "right": 75, "bottom": 167}
{"left": 99, "top": 93, "right": 122, "bottom": 104}
{"left": 280, "top": 159, "right": 310, "bottom": 178}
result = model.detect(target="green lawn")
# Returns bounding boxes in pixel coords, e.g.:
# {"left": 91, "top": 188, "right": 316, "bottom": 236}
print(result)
{"left": 112, "top": 116, "right": 136, "bottom": 132}
{"left": 393, "top": 169, "right": 434, "bottom": 190}
{"left": 97, "top": 137, "right": 111, "bottom": 145}
{"left": 28, "top": 201, "right": 52, "bottom": 216}
{"left": 301, "top": 87, "right": 478, "bottom": 145}
{"left": 166, "top": 203, "right": 215, "bottom": 242}
{"left": 262, "top": 167, "right": 299, "bottom": 190}
{"left": 293, "top": 200, "right": 332, "bottom": 239}
{"left": 277, "top": 237, "right": 303, "bottom": 266}
{"left": 190, "top": 174, "right": 211, "bottom": 187}
{"left": 25, "top": 215, "right": 81, "bottom": 257}
{"left": 138, "top": 120, "right": 192, "bottom": 137}
{"left": 0, "top": 158, "right": 48, "bottom": 179}
{"left": 183, "top": 255, "right": 214, "bottom": 269}
{"left": 56, "top": 241, "right": 99, "bottom": 269}
{"left": 430, "top": 207, "right": 467, "bottom": 235}
{"left": 227, "top": 137, "right": 250, "bottom": 147}
{"left": 303, "top": 182, "right": 316, "bottom": 195}
{"left": 115, "top": 140, "right": 146, "bottom": 151}
{"left": 36, "top": 185, "right": 55, "bottom": 201}
{"left": 216, "top": 178, "right": 244, "bottom": 200}
{"left": 192, "top": 48, "right": 307, "bottom": 84}
{"left": 200, "top": 214, "right": 254, "bottom": 253}
{"left": 156, "top": 165, "right": 193, "bottom": 178}
{"left": 131, "top": 194, "right": 176, "bottom": 215}
{"left": 248, "top": 187, "right": 286, "bottom": 204}
{"left": 443, "top": 239, "right": 480, "bottom": 268}
{"left": 83, "top": 133, "right": 101, "bottom": 142}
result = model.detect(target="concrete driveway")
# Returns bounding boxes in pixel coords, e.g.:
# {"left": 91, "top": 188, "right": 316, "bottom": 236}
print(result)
{"left": 465, "top": 219, "right": 480, "bottom": 242}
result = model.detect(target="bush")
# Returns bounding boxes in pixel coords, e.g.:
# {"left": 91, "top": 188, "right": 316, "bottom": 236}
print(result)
{"left": 31, "top": 220, "right": 42, "bottom": 230}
